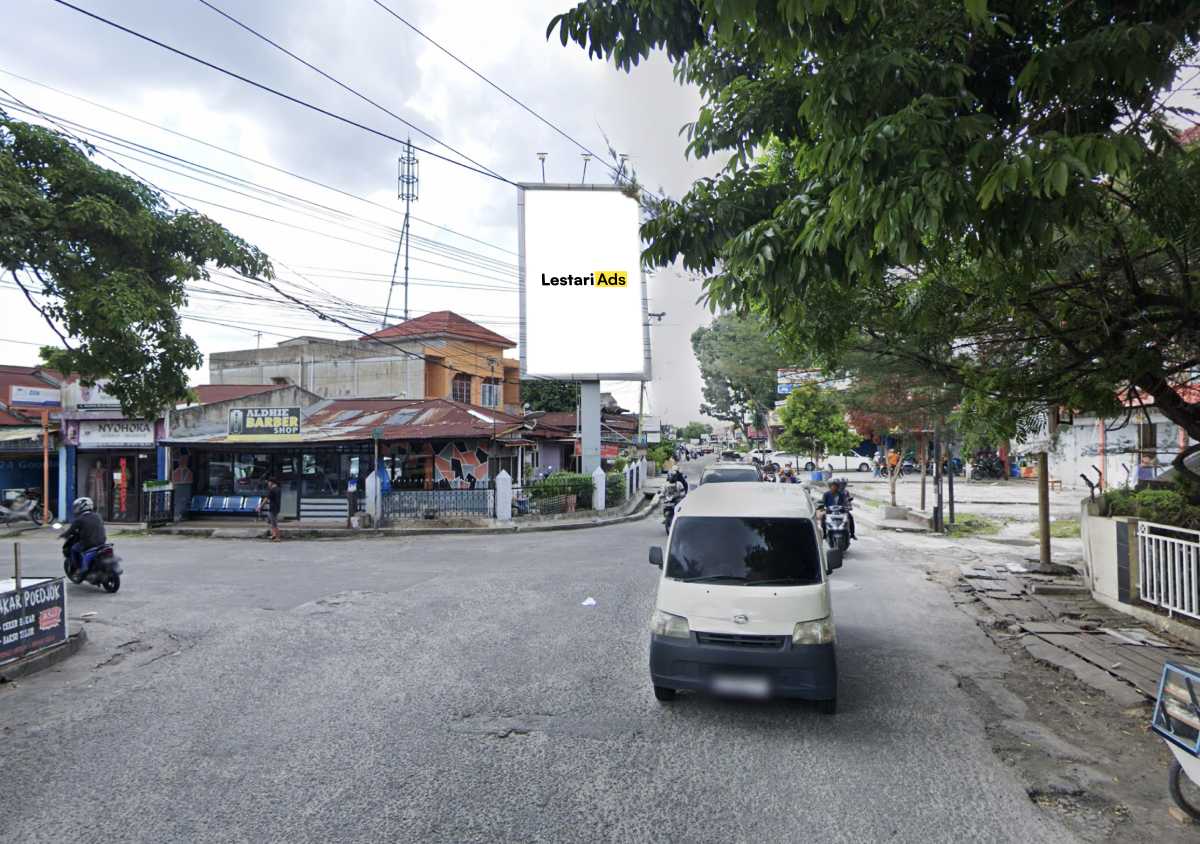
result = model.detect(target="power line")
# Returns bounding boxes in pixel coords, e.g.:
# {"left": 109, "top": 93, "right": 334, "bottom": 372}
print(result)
{"left": 0, "top": 66, "right": 517, "bottom": 256}
{"left": 192, "top": 0, "right": 506, "bottom": 182}
{"left": 47, "top": 0, "right": 516, "bottom": 185}
{"left": 0, "top": 96, "right": 520, "bottom": 278}
{"left": 371, "top": 0, "right": 612, "bottom": 173}
{"left": 2, "top": 86, "right": 540, "bottom": 382}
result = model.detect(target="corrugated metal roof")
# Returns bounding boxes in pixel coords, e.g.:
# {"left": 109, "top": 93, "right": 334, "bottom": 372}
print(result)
{"left": 163, "top": 398, "right": 527, "bottom": 445}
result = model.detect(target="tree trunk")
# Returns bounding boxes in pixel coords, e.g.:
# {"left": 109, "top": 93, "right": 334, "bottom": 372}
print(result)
{"left": 1132, "top": 373, "right": 1200, "bottom": 491}
{"left": 919, "top": 433, "right": 927, "bottom": 511}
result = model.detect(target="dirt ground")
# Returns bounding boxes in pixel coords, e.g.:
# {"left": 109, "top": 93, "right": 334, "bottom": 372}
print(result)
{"left": 912, "top": 534, "right": 1196, "bottom": 841}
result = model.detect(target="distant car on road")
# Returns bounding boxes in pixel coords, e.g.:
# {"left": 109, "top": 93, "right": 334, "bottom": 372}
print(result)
{"left": 699, "top": 462, "right": 763, "bottom": 485}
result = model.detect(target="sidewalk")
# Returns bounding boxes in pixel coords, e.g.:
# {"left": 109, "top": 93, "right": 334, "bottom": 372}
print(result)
{"left": 150, "top": 488, "right": 659, "bottom": 540}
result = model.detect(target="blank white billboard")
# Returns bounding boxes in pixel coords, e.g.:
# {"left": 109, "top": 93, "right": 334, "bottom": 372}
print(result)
{"left": 519, "top": 185, "right": 650, "bottom": 380}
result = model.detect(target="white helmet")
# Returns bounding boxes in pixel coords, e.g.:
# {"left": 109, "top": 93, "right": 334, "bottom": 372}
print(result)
{"left": 72, "top": 497, "right": 94, "bottom": 516}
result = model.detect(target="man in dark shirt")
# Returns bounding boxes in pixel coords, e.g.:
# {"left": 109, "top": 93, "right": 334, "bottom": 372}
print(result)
{"left": 259, "top": 477, "right": 282, "bottom": 542}
{"left": 63, "top": 497, "right": 107, "bottom": 574}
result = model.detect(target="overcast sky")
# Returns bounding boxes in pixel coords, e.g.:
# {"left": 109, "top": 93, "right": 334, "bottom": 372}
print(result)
{"left": 0, "top": 0, "right": 719, "bottom": 424}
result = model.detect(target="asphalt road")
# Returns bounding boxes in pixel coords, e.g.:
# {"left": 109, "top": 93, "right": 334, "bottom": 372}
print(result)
{"left": 1, "top": 475, "right": 1074, "bottom": 842}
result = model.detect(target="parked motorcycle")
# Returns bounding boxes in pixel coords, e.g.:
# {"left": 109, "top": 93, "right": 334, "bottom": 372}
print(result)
{"left": 1151, "top": 662, "right": 1200, "bottom": 821}
{"left": 0, "top": 494, "right": 45, "bottom": 526}
{"left": 823, "top": 504, "right": 852, "bottom": 551}
{"left": 62, "top": 538, "right": 123, "bottom": 593}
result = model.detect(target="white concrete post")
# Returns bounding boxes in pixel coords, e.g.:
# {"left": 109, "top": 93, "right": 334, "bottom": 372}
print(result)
{"left": 640, "top": 458, "right": 647, "bottom": 489}
{"left": 592, "top": 466, "right": 606, "bottom": 511}
{"left": 494, "top": 470, "right": 512, "bottom": 522}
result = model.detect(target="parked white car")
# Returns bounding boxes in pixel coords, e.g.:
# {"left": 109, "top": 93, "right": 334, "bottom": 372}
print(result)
{"left": 763, "top": 451, "right": 873, "bottom": 472}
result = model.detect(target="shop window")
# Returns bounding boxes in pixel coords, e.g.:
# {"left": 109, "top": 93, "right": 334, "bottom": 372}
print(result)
{"left": 234, "top": 453, "right": 271, "bottom": 495}
{"left": 1138, "top": 422, "right": 1157, "bottom": 451}
{"left": 301, "top": 452, "right": 342, "bottom": 497}
{"left": 452, "top": 373, "right": 472, "bottom": 404}
{"left": 481, "top": 378, "right": 501, "bottom": 408}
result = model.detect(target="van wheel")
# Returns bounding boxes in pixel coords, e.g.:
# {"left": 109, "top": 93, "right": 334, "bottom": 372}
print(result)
{"left": 653, "top": 685, "right": 677, "bottom": 703}
{"left": 817, "top": 697, "right": 837, "bottom": 715}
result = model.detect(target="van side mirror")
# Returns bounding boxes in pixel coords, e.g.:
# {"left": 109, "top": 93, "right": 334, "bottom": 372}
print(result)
{"left": 825, "top": 548, "right": 844, "bottom": 572}
{"left": 649, "top": 546, "right": 663, "bottom": 568}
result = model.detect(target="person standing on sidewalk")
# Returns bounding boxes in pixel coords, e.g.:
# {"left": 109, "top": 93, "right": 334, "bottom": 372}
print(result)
{"left": 259, "top": 477, "right": 282, "bottom": 542}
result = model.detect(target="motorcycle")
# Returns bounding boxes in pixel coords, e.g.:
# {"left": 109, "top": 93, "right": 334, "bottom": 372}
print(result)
{"left": 62, "top": 538, "right": 123, "bottom": 593}
{"left": 823, "top": 503, "right": 852, "bottom": 551}
{"left": 661, "top": 482, "right": 685, "bottom": 534}
{"left": 0, "top": 492, "right": 46, "bottom": 526}
{"left": 1151, "top": 662, "right": 1200, "bottom": 821}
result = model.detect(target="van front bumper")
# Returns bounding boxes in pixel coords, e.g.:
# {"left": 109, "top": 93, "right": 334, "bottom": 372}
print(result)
{"left": 649, "top": 634, "right": 836, "bottom": 700}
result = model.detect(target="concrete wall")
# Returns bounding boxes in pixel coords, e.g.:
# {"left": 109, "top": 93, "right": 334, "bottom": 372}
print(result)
{"left": 170, "top": 385, "right": 321, "bottom": 434}
{"left": 1081, "top": 506, "right": 1120, "bottom": 602}
{"left": 209, "top": 338, "right": 426, "bottom": 400}
{"left": 1045, "top": 410, "right": 1193, "bottom": 490}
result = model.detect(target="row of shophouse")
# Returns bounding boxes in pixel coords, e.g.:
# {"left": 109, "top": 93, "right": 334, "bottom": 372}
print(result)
{"left": 0, "top": 311, "right": 644, "bottom": 524}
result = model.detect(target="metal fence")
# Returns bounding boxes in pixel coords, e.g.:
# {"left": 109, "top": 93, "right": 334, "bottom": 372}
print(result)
{"left": 1139, "top": 521, "right": 1200, "bottom": 620}
{"left": 382, "top": 488, "right": 495, "bottom": 521}
{"left": 142, "top": 489, "right": 174, "bottom": 528}
{"left": 510, "top": 476, "right": 596, "bottom": 517}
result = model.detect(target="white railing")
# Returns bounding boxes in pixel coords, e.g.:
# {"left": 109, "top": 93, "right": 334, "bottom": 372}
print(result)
{"left": 1139, "top": 521, "right": 1200, "bottom": 620}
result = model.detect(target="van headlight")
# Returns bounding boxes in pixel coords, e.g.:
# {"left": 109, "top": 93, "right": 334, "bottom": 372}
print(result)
{"left": 651, "top": 610, "right": 691, "bottom": 639}
{"left": 792, "top": 616, "right": 835, "bottom": 645}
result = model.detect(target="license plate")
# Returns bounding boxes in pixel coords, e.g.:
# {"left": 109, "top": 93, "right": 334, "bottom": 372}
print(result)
{"left": 710, "top": 674, "right": 771, "bottom": 698}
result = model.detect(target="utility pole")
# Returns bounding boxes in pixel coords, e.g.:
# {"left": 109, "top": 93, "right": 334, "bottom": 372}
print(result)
{"left": 580, "top": 153, "right": 592, "bottom": 184}
{"left": 1038, "top": 451, "right": 1051, "bottom": 564}
{"left": 537, "top": 152, "right": 547, "bottom": 183}
{"left": 384, "top": 137, "right": 419, "bottom": 326}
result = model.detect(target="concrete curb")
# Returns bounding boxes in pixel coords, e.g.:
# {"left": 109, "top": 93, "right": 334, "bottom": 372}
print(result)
{"left": 152, "top": 493, "right": 660, "bottom": 540}
{"left": 0, "top": 626, "right": 88, "bottom": 682}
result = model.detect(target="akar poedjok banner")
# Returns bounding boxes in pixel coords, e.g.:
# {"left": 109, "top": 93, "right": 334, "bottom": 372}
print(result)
{"left": 0, "top": 578, "right": 68, "bottom": 665}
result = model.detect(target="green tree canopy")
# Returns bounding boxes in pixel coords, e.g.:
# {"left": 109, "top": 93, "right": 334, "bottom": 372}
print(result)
{"left": 521, "top": 379, "right": 580, "bottom": 413}
{"left": 550, "top": 1, "right": 1200, "bottom": 481}
{"left": 776, "top": 383, "right": 858, "bottom": 461}
{"left": 690, "top": 312, "right": 786, "bottom": 437}
{"left": 676, "top": 420, "right": 712, "bottom": 440}
{"left": 0, "top": 114, "right": 271, "bottom": 420}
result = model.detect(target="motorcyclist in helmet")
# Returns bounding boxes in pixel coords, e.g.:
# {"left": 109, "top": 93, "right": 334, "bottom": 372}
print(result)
{"left": 818, "top": 480, "right": 856, "bottom": 539}
{"left": 666, "top": 466, "right": 689, "bottom": 495}
{"left": 62, "top": 497, "right": 107, "bottom": 575}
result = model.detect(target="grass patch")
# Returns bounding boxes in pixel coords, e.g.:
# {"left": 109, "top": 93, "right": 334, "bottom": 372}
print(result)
{"left": 1031, "top": 519, "right": 1081, "bottom": 539}
{"left": 945, "top": 513, "right": 1003, "bottom": 537}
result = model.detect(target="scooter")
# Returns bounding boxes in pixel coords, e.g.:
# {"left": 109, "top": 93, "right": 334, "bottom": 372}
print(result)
{"left": 661, "top": 482, "right": 685, "bottom": 534}
{"left": 1152, "top": 662, "right": 1200, "bottom": 821}
{"left": 823, "top": 504, "right": 852, "bottom": 551}
{"left": 0, "top": 494, "right": 45, "bottom": 526}
{"left": 62, "top": 538, "right": 123, "bottom": 593}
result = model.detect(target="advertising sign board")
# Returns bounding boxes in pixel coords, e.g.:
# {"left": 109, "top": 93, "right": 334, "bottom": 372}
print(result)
{"left": 518, "top": 185, "right": 650, "bottom": 380}
{"left": 0, "top": 577, "right": 68, "bottom": 666}
{"left": 9, "top": 385, "right": 61, "bottom": 407}
{"left": 228, "top": 407, "right": 301, "bottom": 441}
{"left": 70, "top": 380, "right": 123, "bottom": 410}
{"left": 78, "top": 420, "right": 154, "bottom": 448}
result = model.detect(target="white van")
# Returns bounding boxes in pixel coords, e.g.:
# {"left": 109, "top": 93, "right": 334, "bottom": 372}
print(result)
{"left": 647, "top": 482, "right": 842, "bottom": 712}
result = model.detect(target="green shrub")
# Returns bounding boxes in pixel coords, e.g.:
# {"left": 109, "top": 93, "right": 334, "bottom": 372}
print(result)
{"left": 605, "top": 472, "right": 626, "bottom": 503}
{"left": 612, "top": 456, "right": 629, "bottom": 472}
{"left": 1101, "top": 486, "right": 1200, "bottom": 529}
{"left": 527, "top": 471, "right": 593, "bottom": 501}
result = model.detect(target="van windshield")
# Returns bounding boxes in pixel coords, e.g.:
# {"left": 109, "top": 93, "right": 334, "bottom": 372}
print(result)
{"left": 667, "top": 516, "right": 822, "bottom": 585}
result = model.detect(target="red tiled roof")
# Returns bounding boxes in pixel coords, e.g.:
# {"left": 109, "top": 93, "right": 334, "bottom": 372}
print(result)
{"left": 192, "top": 384, "right": 284, "bottom": 405}
{"left": 363, "top": 310, "right": 515, "bottom": 348}
{"left": 0, "top": 408, "right": 33, "bottom": 426}
{"left": 1121, "top": 384, "right": 1200, "bottom": 407}
{"left": 1179, "top": 125, "right": 1200, "bottom": 146}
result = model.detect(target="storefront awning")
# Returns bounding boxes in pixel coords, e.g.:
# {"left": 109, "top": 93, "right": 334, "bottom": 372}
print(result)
{"left": 0, "top": 427, "right": 44, "bottom": 443}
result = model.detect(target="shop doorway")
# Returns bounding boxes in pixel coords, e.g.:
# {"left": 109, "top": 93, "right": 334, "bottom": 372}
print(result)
{"left": 79, "top": 452, "right": 155, "bottom": 523}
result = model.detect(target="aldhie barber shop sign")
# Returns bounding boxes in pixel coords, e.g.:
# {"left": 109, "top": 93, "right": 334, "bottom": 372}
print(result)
{"left": 0, "top": 578, "right": 68, "bottom": 666}
{"left": 228, "top": 407, "right": 302, "bottom": 441}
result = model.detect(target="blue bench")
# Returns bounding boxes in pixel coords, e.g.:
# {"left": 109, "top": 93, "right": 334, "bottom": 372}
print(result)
{"left": 188, "top": 494, "right": 265, "bottom": 517}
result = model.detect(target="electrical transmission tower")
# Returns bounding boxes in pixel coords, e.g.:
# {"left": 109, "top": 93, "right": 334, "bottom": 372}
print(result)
{"left": 384, "top": 137, "right": 420, "bottom": 325}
